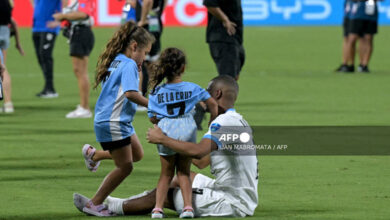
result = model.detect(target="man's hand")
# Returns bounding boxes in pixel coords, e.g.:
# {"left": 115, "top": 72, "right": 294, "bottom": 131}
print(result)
{"left": 147, "top": 125, "right": 165, "bottom": 144}
{"left": 222, "top": 19, "right": 236, "bottom": 36}
{"left": 47, "top": 20, "right": 62, "bottom": 28}
{"left": 16, "top": 43, "right": 25, "bottom": 56}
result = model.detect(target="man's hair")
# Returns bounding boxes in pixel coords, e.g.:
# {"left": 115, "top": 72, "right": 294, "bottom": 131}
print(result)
{"left": 208, "top": 75, "right": 239, "bottom": 101}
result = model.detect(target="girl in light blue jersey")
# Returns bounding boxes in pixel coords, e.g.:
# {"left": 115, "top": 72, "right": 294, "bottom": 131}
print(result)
{"left": 80, "top": 21, "right": 155, "bottom": 216}
{"left": 148, "top": 48, "right": 218, "bottom": 218}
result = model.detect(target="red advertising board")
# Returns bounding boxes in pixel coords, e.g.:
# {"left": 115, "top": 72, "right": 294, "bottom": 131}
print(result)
{"left": 12, "top": 0, "right": 207, "bottom": 27}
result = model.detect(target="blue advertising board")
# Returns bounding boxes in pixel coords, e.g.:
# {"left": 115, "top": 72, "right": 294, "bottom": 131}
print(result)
{"left": 243, "top": 0, "right": 390, "bottom": 26}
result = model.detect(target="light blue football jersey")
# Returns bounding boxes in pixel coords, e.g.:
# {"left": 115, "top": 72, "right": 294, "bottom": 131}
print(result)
{"left": 94, "top": 54, "right": 139, "bottom": 142}
{"left": 148, "top": 82, "right": 211, "bottom": 119}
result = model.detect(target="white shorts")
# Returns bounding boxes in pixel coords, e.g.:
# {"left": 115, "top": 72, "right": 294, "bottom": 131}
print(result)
{"left": 173, "top": 174, "right": 247, "bottom": 217}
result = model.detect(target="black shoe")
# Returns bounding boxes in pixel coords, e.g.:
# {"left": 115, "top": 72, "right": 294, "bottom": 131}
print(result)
{"left": 358, "top": 65, "right": 370, "bottom": 73}
{"left": 36, "top": 90, "right": 59, "bottom": 98}
{"left": 336, "top": 64, "right": 355, "bottom": 73}
{"left": 193, "top": 103, "right": 206, "bottom": 131}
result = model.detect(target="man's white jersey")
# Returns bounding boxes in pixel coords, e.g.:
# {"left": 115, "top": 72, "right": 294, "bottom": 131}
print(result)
{"left": 202, "top": 109, "right": 258, "bottom": 215}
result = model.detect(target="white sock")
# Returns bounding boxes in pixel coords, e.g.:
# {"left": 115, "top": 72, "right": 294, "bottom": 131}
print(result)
{"left": 106, "top": 196, "right": 124, "bottom": 215}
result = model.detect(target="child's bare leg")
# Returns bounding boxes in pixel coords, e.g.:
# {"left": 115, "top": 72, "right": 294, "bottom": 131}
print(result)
{"left": 90, "top": 145, "right": 133, "bottom": 205}
{"left": 155, "top": 155, "right": 176, "bottom": 209}
{"left": 129, "top": 133, "right": 144, "bottom": 162}
{"left": 91, "top": 134, "right": 143, "bottom": 163}
{"left": 176, "top": 155, "right": 192, "bottom": 208}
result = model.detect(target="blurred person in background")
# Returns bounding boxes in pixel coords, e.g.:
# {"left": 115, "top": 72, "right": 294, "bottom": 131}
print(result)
{"left": 336, "top": 0, "right": 356, "bottom": 73}
{"left": 48, "top": 0, "right": 95, "bottom": 118}
{"left": 135, "top": 0, "right": 166, "bottom": 112}
{"left": 345, "top": 0, "right": 381, "bottom": 73}
{"left": 31, "top": 0, "right": 63, "bottom": 98}
{"left": 119, "top": 0, "right": 136, "bottom": 24}
{"left": 194, "top": 0, "right": 245, "bottom": 130}
{"left": 0, "top": 0, "right": 25, "bottom": 113}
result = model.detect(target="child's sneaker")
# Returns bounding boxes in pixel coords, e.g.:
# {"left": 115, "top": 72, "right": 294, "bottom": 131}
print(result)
{"left": 82, "top": 144, "right": 100, "bottom": 172}
{"left": 151, "top": 207, "right": 164, "bottom": 218}
{"left": 179, "top": 206, "right": 194, "bottom": 219}
{"left": 82, "top": 201, "right": 115, "bottom": 217}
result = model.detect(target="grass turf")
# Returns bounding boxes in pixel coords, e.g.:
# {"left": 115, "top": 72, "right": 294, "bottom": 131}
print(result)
{"left": 0, "top": 26, "right": 389, "bottom": 219}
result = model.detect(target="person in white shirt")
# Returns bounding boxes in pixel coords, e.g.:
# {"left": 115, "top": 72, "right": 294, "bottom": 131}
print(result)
{"left": 73, "top": 75, "right": 259, "bottom": 217}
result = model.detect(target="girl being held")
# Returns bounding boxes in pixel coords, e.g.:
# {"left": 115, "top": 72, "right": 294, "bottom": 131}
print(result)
{"left": 148, "top": 48, "right": 218, "bottom": 218}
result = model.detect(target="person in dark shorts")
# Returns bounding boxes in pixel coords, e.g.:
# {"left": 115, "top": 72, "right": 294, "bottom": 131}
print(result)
{"left": 346, "top": 0, "right": 381, "bottom": 73}
{"left": 31, "top": 0, "right": 62, "bottom": 98}
{"left": 135, "top": 0, "right": 166, "bottom": 111}
{"left": 203, "top": 0, "right": 245, "bottom": 81}
{"left": 48, "top": 0, "right": 95, "bottom": 118}
{"left": 0, "top": 0, "right": 24, "bottom": 113}
{"left": 336, "top": 0, "right": 356, "bottom": 73}
{"left": 194, "top": 0, "right": 245, "bottom": 130}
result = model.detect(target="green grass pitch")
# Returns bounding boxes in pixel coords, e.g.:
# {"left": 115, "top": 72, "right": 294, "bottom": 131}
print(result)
{"left": 0, "top": 26, "right": 390, "bottom": 219}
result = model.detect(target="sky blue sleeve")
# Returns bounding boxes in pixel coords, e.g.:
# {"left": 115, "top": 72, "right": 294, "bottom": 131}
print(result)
{"left": 121, "top": 61, "right": 139, "bottom": 93}
{"left": 194, "top": 84, "right": 211, "bottom": 102}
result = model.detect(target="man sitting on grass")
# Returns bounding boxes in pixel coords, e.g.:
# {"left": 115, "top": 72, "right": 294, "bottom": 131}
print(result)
{"left": 73, "top": 75, "right": 259, "bottom": 217}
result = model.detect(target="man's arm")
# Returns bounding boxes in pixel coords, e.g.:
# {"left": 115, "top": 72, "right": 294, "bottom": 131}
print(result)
{"left": 138, "top": 0, "right": 153, "bottom": 27}
{"left": 147, "top": 125, "right": 218, "bottom": 159}
{"left": 9, "top": 19, "right": 25, "bottom": 56}
{"left": 192, "top": 154, "right": 210, "bottom": 169}
{"left": 206, "top": 7, "right": 236, "bottom": 36}
{"left": 53, "top": 11, "right": 89, "bottom": 21}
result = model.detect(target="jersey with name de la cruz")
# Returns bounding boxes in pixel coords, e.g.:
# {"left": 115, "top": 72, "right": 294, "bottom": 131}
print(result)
{"left": 148, "top": 82, "right": 211, "bottom": 119}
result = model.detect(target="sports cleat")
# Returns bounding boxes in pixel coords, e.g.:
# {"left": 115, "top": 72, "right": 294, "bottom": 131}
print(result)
{"left": 66, "top": 105, "right": 92, "bottom": 118}
{"left": 179, "top": 206, "right": 194, "bottom": 219}
{"left": 358, "top": 65, "right": 370, "bottom": 73}
{"left": 83, "top": 201, "right": 116, "bottom": 217}
{"left": 82, "top": 144, "right": 100, "bottom": 172}
{"left": 151, "top": 208, "right": 164, "bottom": 218}
{"left": 73, "top": 193, "right": 90, "bottom": 213}
{"left": 336, "top": 64, "right": 354, "bottom": 73}
{"left": 36, "top": 90, "right": 59, "bottom": 98}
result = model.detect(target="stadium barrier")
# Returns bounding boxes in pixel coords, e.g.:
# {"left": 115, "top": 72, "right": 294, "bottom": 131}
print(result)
{"left": 13, "top": 0, "right": 390, "bottom": 27}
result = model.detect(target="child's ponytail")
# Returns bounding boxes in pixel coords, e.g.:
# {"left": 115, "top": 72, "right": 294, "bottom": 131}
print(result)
{"left": 94, "top": 21, "right": 155, "bottom": 89}
{"left": 149, "top": 48, "right": 186, "bottom": 93}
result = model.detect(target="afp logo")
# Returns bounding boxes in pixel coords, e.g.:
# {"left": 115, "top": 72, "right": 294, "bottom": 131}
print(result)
{"left": 219, "top": 132, "right": 251, "bottom": 143}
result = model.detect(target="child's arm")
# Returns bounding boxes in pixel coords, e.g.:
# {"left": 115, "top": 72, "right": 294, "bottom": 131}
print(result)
{"left": 125, "top": 91, "right": 148, "bottom": 107}
{"left": 149, "top": 116, "right": 159, "bottom": 124}
{"left": 204, "top": 97, "right": 218, "bottom": 126}
{"left": 10, "top": 19, "right": 25, "bottom": 56}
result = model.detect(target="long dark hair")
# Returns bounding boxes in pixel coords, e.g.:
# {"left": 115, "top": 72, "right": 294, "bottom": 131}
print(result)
{"left": 149, "top": 47, "right": 187, "bottom": 93}
{"left": 94, "top": 21, "right": 155, "bottom": 89}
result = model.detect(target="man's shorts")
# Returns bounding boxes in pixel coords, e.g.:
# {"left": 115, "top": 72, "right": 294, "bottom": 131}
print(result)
{"left": 157, "top": 114, "right": 197, "bottom": 156}
{"left": 70, "top": 25, "right": 95, "bottom": 57}
{"left": 0, "top": 25, "right": 10, "bottom": 50}
{"left": 173, "top": 174, "right": 247, "bottom": 217}
{"left": 349, "top": 19, "right": 378, "bottom": 37}
{"left": 209, "top": 42, "right": 245, "bottom": 79}
{"left": 343, "top": 17, "right": 351, "bottom": 37}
